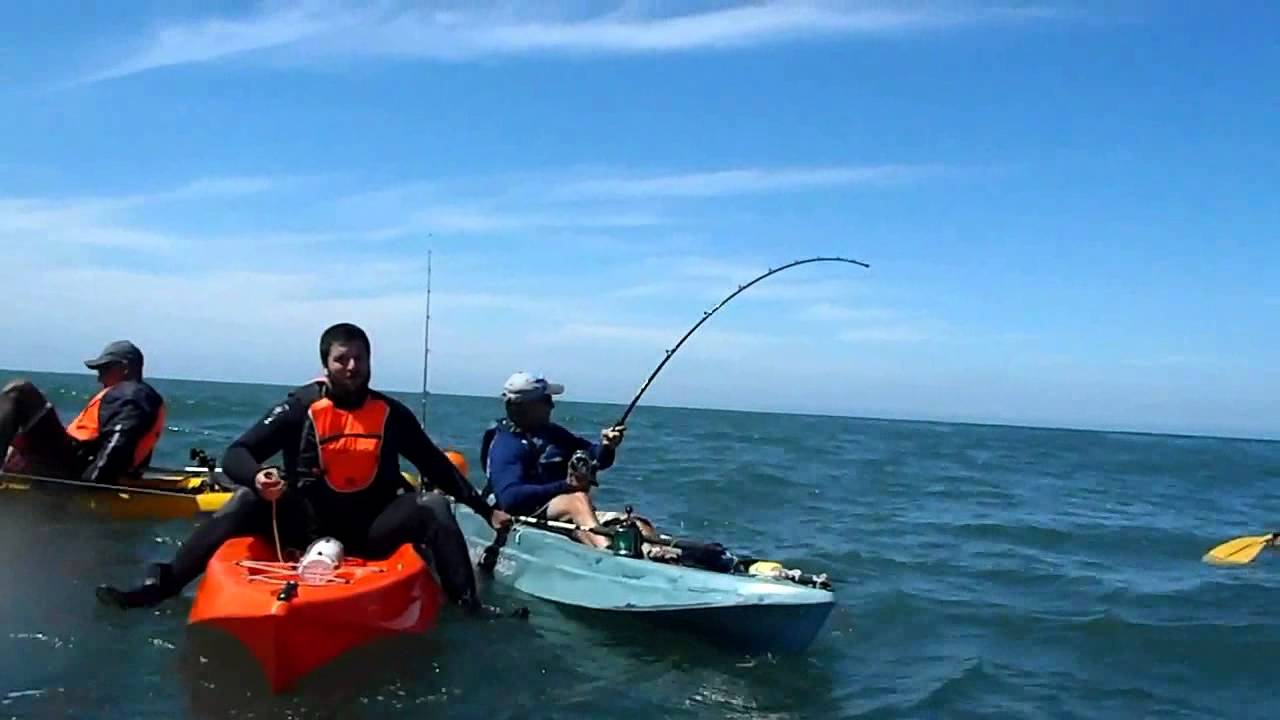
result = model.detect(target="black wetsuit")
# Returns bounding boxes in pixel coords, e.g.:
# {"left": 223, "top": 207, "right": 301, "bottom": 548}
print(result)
{"left": 119, "top": 380, "right": 496, "bottom": 608}
{"left": 0, "top": 379, "right": 164, "bottom": 483}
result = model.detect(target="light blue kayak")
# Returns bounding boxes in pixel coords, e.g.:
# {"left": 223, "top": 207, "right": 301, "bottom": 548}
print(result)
{"left": 453, "top": 504, "right": 836, "bottom": 654}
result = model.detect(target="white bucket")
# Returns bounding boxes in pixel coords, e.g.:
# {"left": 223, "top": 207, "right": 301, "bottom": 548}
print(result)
{"left": 298, "top": 537, "right": 344, "bottom": 582}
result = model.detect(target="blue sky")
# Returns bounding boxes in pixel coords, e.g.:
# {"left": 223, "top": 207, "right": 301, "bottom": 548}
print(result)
{"left": 1, "top": 1, "right": 1276, "bottom": 439}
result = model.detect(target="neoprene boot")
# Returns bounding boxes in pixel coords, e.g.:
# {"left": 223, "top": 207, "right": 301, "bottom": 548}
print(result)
{"left": 95, "top": 562, "right": 177, "bottom": 609}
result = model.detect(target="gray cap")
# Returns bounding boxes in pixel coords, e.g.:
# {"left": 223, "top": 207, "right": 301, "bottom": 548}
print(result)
{"left": 502, "top": 371, "right": 564, "bottom": 403}
{"left": 85, "top": 340, "right": 144, "bottom": 372}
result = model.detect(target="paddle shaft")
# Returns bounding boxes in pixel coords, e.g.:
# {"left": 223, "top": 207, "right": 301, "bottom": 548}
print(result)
{"left": 613, "top": 256, "right": 869, "bottom": 428}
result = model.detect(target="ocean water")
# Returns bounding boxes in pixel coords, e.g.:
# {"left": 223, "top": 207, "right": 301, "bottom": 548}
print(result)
{"left": 1, "top": 369, "right": 1278, "bottom": 719}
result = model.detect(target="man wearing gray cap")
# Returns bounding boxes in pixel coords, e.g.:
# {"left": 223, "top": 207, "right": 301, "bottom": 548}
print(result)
{"left": 0, "top": 340, "right": 167, "bottom": 485}
{"left": 479, "top": 372, "right": 627, "bottom": 549}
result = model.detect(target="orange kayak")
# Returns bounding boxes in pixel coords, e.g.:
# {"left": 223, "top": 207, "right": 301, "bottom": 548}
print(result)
{"left": 187, "top": 536, "right": 443, "bottom": 692}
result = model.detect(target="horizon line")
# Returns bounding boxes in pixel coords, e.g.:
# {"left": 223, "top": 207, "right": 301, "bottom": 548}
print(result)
{"left": 3, "top": 365, "right": 1276, "bottom": 446}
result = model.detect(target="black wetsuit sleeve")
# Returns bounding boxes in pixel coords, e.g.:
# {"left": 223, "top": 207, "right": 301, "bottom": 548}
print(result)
{"left": 221, "top": 394, "right": 307, "bottom": 488}
{"left": 80, "top": 384, "right": 161, "bottom": 484}
{"left": 387, "top": 400, "right": 494, "bottom": 521}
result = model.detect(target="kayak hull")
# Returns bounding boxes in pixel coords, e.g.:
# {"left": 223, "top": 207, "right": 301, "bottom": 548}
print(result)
{"left": 455, "top": 505, "right": 834, "bottom": 654}
{"left": 0, "top": 468, "right": 233, "bottom": 519}
{"left": 187, "top": 536, "right": 442, "bottom": 692}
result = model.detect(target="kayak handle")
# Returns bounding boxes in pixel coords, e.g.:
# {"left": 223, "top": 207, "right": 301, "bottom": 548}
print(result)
{"left": 276, "top": 581, "right": 299, "bottom": 602}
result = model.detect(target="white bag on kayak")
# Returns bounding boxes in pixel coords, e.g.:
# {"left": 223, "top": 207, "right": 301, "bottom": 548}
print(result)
{"left": 299, "top": 537, "right": 344, "bottom": 582}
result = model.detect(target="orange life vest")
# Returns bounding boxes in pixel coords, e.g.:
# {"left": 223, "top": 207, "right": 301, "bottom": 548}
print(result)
{"left": 307, "top": 395, "right": 390, "bottom": 493}
{"left": 65, "top": 387, "right": 167, "bottom": 471}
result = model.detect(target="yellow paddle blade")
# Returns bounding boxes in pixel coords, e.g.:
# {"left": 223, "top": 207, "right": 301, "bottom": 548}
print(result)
{"left": 1203, "top": 534, "right": 1276, "bottom": 566}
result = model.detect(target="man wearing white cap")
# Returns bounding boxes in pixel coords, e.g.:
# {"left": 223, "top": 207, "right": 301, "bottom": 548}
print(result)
{"left": 479, "top": 371, "right": 626, "bottom": 549}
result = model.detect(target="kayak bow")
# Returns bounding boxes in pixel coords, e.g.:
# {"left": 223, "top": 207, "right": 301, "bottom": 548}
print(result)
{"left": 187, "top": 536, "right": 442, "bottom": 693}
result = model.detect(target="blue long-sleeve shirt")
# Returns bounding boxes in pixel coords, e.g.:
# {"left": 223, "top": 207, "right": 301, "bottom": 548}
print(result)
{"left": 485, "top": 422, "right": 615, "bottom": 515}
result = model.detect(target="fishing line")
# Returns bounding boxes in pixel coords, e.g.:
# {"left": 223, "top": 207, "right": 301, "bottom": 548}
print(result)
{"left": 613, "top": 255, "right": 869, "bottom": 427}
{"left": 271, "top": 500, "right": 284, "bottom": 564}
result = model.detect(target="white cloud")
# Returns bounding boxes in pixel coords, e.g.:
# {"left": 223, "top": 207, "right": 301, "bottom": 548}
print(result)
{"left": 839, "top": 325, "right": 934, "bottom": 343}
{"left": 0, "top": 172, "right": 919, "bottom": 403}
{"left": 0, "top": 198, "right": 172, "bottom": 250}
{"left": 802, "top": 303, "right": 898, "bottom": 322}
{"left": 667, "top": 255, "right": 767, "bottom": 282}
{"left": 464, "top": 3, "right": 938, "bottom": 54}
{"left": 84, "top": 3, "right": 361, "bottom": 83}
{"left": 556, "top": 322, "right": 680, "bottom": 346}
{"left": 1120, "top": 354, "right": 1229, "bottom": 369}
{"left": 613, "top": 255, "right": 871, "bottom": 306}
{"left": 408, "top": 205, "right": 667, "bottom": 234}
{"left": 800, "top": 303, "right": 945, "bottom": 344}
{"left": 159, "top": 175, "right": 291, "bottom": 200}
{"left": 84, "top": 1, "right": 1066, "bottom": 83}
{"left": 0, "top": 263, "right": 429, "bottom": 387}
{"left": 608, "top": 282, "right": 678, "bottom": 300}
{"left": 321, "top": 163, "right": 941, "bottom": 242}
{"left": 0, "top": 175, "right": 301, "bottom": 251}
{"left": 556, "top": 164, "right": 943, "bottom": 199}
{"left": 553, "top": 321, "right": 779, "bottom": 351}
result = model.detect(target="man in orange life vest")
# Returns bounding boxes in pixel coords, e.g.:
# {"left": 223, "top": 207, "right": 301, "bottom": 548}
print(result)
{"left": 97, "top": 323, "right": 516, "bottom": 616}
{"left": 0, "top": 340, "right": 166, "bottom": 484}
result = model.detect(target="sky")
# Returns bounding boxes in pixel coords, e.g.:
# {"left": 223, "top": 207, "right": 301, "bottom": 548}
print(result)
{"left": 0, "top": 1, "right": 1276, "bottom": 440}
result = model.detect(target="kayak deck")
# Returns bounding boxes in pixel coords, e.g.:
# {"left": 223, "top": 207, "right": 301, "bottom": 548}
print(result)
{"left": 188, "top": 536, "right": 442, "bottom": 692}
{"left": 455, "top": 504, "right": 835, "bottom": 654}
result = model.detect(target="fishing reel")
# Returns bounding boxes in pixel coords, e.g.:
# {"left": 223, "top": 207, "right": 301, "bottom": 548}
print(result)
{"left": 606, "top": 505, "right": 645, "bottom": 559}
{"left": 189, "top": 447, "right": 215, "bottom": 470}
{"left": 567, "top": 449, "right": 599, "bottom": 487}
{"left": 188, "top": 447, "right": 222, "bottom": 490}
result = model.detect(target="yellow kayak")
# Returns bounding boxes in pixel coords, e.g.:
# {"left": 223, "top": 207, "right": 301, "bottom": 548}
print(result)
{"left": 0, "top": 450, "right": 458, "bottom": 522}
{"left": 0, "top": 467, "right": 234, "bottom": 520}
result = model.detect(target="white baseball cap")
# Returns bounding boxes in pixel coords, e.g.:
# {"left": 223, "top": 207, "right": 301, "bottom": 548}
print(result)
{"left": 502, "top": 372, "right": 565, "bottom": 403}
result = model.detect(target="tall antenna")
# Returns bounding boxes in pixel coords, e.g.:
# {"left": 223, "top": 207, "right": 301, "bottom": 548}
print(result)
{"left": 420, "top": 249, "right": 432, "bottom": 425}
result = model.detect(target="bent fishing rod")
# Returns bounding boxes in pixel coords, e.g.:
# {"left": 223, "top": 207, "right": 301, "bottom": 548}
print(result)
{"left": 479, "top": 255, "right": 870, "bottom": 572}
{"left": 611, "top": 255, "right": 869, "bottom": 428}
